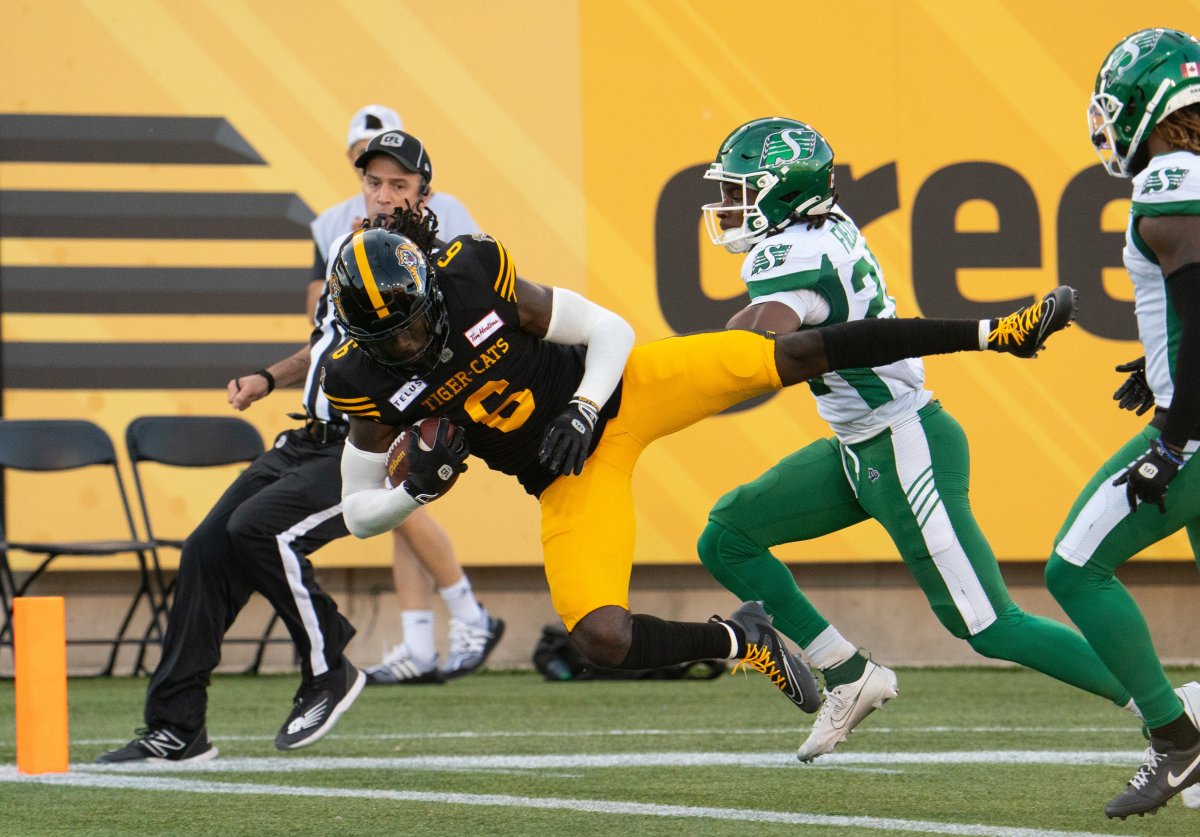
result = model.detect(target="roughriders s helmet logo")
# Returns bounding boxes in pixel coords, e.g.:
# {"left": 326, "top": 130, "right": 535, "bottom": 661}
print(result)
{"left": 1107, "top": 30, "right": 1163, "bottom": 81}
{"left": 760, "top": 129, "right": 816, "bottom": 166}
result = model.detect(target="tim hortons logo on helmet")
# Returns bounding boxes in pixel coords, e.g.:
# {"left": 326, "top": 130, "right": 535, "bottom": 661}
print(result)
{"left": 761, "top": 129, "right": 816, "bottom": 166}
{"left": 380, "top": 133, "right": 405, "bottom": 147}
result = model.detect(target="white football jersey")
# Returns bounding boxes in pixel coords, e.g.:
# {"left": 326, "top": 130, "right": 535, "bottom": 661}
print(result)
{"left": 740, "top": 210, "right": 929, "bottom": 442}
{"left": 1125, "top": 150, "right": 1200, "bottom": 408}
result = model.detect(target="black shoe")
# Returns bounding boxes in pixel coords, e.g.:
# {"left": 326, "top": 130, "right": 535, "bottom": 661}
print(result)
{"left": 718, "top": 601, "right": 821, "bottom": 713}
{"left": 1105, "top": 736, "right": 1200, "bottom": 819}
{"left": 275, "top": 657, "right": 366, "bottom": 751}
{"left": 442, "top": 611, "right": 506, "bottom": 680}
{"left": 96, "top": 725, "right": 217, "bottom": 765}
{"left": 986, "top": 285, "right": 1077, "bottom": 358}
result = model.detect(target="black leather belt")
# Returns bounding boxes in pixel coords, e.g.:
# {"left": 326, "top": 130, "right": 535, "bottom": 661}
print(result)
{"left": 310, "top": 420, "right": 348, "bottom": 444}
{"left": 289, "top": 413, "right": 348, "bottom": 444}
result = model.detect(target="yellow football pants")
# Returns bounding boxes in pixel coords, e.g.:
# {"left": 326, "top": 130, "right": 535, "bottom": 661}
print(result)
{"left": 540, "top": 329, "right": 781, "bottom": 629}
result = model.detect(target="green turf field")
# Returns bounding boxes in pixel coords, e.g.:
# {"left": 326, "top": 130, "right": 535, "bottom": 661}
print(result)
{"left": 3, "top": 666, "right": 1200, "bottom": 836}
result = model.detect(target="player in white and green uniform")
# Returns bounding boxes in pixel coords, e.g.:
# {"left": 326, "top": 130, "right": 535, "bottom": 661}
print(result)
{"left": 696, "top": 117, "right": 1135, "bottom": 763}
{"left": 1045, "top": 28, "right": 1200, "bottom": 819}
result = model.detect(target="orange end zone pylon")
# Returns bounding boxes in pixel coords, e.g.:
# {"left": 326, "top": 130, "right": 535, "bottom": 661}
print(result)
{"left": 15, "top": 596, "right": 69, "bottom": 774}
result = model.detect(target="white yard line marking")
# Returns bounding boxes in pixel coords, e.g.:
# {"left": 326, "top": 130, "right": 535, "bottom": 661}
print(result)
{"left": 68, "top": 725, "right": 1135, "bottom": 747}
{"left": 0, "top": 768, "right": 1133, "bottom": 837}
{"left": 47, "top": 749, "right": 1151, "bottom": 772}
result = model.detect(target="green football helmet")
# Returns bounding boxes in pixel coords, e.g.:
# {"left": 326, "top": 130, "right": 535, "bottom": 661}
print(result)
{"left": 703, "top": 117, "right": 836, "bottom": 253}
{"left": 1089, "top": 28, "right": 1200, "bottom": 177}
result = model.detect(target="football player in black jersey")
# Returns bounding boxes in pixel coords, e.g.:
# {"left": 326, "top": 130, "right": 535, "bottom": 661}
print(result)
{"left": 321, "top": 205, "right": 1071, "bottom": 709}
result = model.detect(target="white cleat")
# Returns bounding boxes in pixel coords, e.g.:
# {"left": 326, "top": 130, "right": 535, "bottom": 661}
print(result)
{"left": 1177, "top": 682, "right": 1200, "bottom": 810}
{"left": 797, "top": 659, "right": 898, "bottom": 762}
{"left": 1183, "top": 785, "right": 1200, "bottom": 810}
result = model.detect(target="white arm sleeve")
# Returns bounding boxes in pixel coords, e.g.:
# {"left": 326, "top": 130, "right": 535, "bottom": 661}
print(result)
{"left": 542, "top": 286, "right": 634, "bottom": 408}
{"left": 340, "top": 439, "right": 421, "bottom": 538}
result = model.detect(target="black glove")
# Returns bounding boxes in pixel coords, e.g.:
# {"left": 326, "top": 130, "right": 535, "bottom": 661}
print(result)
{"left": 1113, "top": 357, "right": 1154, "bottom": 415}
{"left": 402, "top": 417, "right": 469, "bottom": 504}
{"left": 1112, "top": 439, "right": 1186, "bottom": 513}
{"left": 539, "top": 397, "right": 599, "bottom": 476}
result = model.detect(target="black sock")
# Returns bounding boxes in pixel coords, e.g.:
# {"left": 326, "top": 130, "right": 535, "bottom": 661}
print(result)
{"left": 1149, "top": 713, "right": 1200, "bottom": 750}
{"left": 820, "top": 318, "right": 980, "bottom": 371}
{"left": 616, "top": 614, "right": 732, "bottom": 670}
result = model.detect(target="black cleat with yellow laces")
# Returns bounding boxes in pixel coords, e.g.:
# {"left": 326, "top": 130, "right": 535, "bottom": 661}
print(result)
{"left": 987, "top": 285, "right": 1078, "bottom": 358}
{"left": 718, "top": 601, "right": 820, "bottom": 713}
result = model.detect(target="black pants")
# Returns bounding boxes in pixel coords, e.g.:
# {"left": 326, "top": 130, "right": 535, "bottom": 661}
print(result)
{"left": 144, "top": 428, "right": 354, "bottom": 732}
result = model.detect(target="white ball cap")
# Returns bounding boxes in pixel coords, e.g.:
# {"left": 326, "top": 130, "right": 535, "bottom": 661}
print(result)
{"left": 347, "top": 104, "right": 403, "bottom": 149}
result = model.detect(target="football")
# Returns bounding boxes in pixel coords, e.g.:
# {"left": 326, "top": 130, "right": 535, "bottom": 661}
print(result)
{"left": 385, "top": 418, "right": 462, "bottom": 488}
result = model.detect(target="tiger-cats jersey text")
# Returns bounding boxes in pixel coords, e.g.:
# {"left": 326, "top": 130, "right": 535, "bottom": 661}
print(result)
{"left": 321, "top": 233, "right": 621, "bottom": 497}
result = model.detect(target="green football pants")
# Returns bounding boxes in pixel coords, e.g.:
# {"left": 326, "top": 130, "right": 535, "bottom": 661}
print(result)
{"left": 1046, "top": 424, "right": 1200, "bottom": 727}
{"left": 699, "top": 401, "right": 1130, "bottom": 705}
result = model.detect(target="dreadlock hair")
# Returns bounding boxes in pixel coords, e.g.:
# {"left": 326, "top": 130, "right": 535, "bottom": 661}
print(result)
{"left": 384, "top": 203, "right": 440, "bottom": 255}
{"left": 1155, "top": 103, "right": 1200, "bottom": 154}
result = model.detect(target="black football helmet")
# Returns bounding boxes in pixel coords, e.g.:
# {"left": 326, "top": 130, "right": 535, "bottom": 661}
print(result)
{"left": 329, "top": 228, "right": 449, "bottom": 376}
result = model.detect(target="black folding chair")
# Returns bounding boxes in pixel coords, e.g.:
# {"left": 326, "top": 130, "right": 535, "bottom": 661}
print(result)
{"left": 0, "top": 418, "right": 162, "bottom": 676}
{"left": 125, "top": 415, "right": 290, "bottom": 674}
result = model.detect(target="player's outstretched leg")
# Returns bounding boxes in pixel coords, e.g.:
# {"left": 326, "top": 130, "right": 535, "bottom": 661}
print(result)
{"left": 986, "top": 286, "right": 1078, "bottom": 358}
{"left": 796, "top": 658, "right": 898, "bottom": 762}
{"left": 718, "top": 601, "right": 821, "bottom": 713}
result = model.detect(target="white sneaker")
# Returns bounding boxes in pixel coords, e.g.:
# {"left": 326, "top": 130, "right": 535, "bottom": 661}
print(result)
{"left": 441, "top": 611, "right": 505, "bottom": 680}
{"left": 797, "top": 659, "right": 898, "bottom": 762}
{"left": 364, "top": 643, "right": 442, "bottom": 685}
{"left": 1177, "top": 681, "right": 1200, "bottom": 809}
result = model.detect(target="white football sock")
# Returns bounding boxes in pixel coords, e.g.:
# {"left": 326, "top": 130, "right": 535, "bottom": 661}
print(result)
{"left": 804, "top": 625, "right": 859, "bottom": 671}
{"left": 401, "top": 610, "right": 436, "bottom": 664}
{"left": 439, "top": 577, "right": 485, "bottom": 626}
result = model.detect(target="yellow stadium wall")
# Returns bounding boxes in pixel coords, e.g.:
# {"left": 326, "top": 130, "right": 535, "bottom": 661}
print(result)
{"left": 3, "top": 1, "right": 1197, "bottom": 574}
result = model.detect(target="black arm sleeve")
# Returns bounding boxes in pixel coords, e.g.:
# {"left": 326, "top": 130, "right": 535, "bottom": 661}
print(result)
{"left": 819, "top": 318, "right": 981, "bottom": 372}
{"left": 1159, "top": 262, "right": 1200, "bottom": 447}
